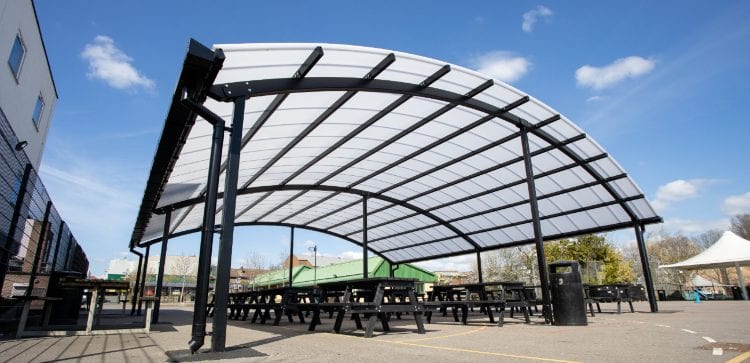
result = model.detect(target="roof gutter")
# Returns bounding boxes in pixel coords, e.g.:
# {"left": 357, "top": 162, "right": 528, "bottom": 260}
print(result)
{"left": 129, "top": 39, "right": 224, "bottom": 249}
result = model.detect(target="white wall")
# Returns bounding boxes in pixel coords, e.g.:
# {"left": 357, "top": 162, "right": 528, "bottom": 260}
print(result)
{"left": 0, "top": 0, "right": 57, "bottom": 169}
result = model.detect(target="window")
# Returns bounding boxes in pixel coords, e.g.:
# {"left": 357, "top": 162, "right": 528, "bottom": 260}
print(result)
{"left": 32, "top": 95, "right": 44, "bottom": 128}
{"left": 8, "top": 33, "right": 25, "bottom": 80}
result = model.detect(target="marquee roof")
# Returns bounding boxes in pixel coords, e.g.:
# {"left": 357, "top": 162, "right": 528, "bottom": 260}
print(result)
{"left": 129, "top": 40, "right": 661, "bottom": 264}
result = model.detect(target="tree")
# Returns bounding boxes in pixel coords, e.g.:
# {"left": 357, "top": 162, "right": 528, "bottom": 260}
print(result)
{"left": 646, "top": 232, "right": 701, "bottom": 288}
{"left": 169, "top": 254, "right": 196, "bottom": 302}
{"left": 543, "top": 234, "right": 634, "bottom": 284}
{"left": 693, "top": 229, "right": 723, "bottom": 250}
{"left": 240, "top": 251, "right": 269, "bottom": 290}
{"left": 730, "top": 214, "right": 750, "bottom": 240}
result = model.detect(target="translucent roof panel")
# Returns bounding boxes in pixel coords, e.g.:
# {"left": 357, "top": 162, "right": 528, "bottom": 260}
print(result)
{"left": 131, "top": 41, "right": 661, "bottom": 263}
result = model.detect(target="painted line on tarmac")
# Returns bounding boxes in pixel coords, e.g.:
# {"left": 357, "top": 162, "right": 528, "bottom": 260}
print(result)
{"left": 704, "top": 337, "right": 717, "bottom": 343}
{"left": 386, "top": 340, "right": 580, "bottom": 363}
{"left": 397, "top": 326, "right": 487, "bottom": 342}
{"left": 713, "top": 348, "right": 724, "bottom": 356}
{"left": 656, "top": 324, "right": 670, "bottom": 328}
{"left": 725, "top": 351, "right": 750, "bottom": 363}
{"left": 681, "top": 329, "right": 697, "bottom": 334}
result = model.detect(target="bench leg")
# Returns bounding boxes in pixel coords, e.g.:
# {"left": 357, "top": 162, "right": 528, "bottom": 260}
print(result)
{"left": 414, "top": 312, "right": 425, "bottom": 334}
{"left": 308, "top": 307, "right": 320, "bottom": 331}
{"left": 523, "top": 307, "right": 531, "bottom": 323}
{"left": 425, "top": 310, "right": 432, "bottom": 323}
{"left": 353, "top": 313, "right": 363, "bottom": 329}
{"left": 628, "top": 300, "right": 634, "bottom": 313}
{"left": 596, "top": 302, "right": 602, "bottom": 313}
{"left": 379, "top": 313, "right": 390, "bottom": 331}
{"left": 451, "top": 306, "right": 460, "bottom": 322}
{"left": 498, "top": 308, "right": 505, "bottom": 327}
{"left": 461, "top": 306, "right": 469, "bottom": 325}
{"left": 333, "top": 310, "right": 346, "bottom": 333}
{"left": 365, "top": 313, "right": 378, "bottom": 337}
{"left": 485, "top": 306, "right": 495, "bottom": 323}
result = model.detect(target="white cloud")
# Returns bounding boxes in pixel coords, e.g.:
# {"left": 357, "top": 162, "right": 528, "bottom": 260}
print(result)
{"left": 660, "top": 218, "right": 729, "bottom": 235}
{"left": 722, "top": 192, "right": 750, "bottom": 216}
{"left": 522, "top": 5, "right": 553, "bottom": 33}
{"left": 338, "top": 251, "right": 363, "bottom": 259}
{"left": 473, "top": 51, "right": 531, "bottom": 83}
{"left": 586, "top": 95, "right": 605, "bottom": 103}
{"left": 414, "top": 255, "right": 474, "bottom": 272}
{"left": 575, "top": 56, "right": 655, "bottom": 90}
{"left": 81, "top": 35, "right": 155, "bottom": 91}
{"left": 650, "top": 179, "right": 713, "bottom": 212}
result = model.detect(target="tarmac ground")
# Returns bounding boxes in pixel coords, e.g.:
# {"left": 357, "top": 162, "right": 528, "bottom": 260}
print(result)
{"left": 1, "top": 300, "right": 749, "bottom": 362}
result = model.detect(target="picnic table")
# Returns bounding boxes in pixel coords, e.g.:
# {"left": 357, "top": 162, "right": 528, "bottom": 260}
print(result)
{"left": 585, "top": 284, "right": 646, "bottom": 314}
{"left": 309, "top": 277, "right": 425, "bottom": 337}
{"left": 424, "top": 281, "right": 531, "bottom": 326}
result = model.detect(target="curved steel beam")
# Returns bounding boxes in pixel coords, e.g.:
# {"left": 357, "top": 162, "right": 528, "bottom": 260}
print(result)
{"left": 138, "top": 221, "right": 393, "bottom": 263}
{"left": 208, "top": 77, "right": 646, "bottom": 224}
{"left": 154, "top": 183, "right": 481, "bottom": 250}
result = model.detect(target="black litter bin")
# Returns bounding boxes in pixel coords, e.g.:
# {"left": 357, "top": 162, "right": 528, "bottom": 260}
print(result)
{"left": 657, "top": 289, "right": 667, "bottom": 301}
{"left": 549, "top": 261, "right": 587, "bottom": 326}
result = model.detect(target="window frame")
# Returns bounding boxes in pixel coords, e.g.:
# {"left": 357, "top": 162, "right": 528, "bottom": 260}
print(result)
{"left": 32, "top": 94, "right": 44, "bottom": 129}
{"left": 7, "top": 32, "right": 26, "bottom": 81}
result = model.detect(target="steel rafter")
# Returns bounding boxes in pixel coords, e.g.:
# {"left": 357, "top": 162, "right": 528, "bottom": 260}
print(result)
{"left": 365, "top": 170, "right": 627, "bottom": 245}
{"left": 206, "top": 77, "right": 645, "bottom": 226}
{"left": 237, "top": 53, "right": 398, "bottom": 222}
{"left": 326, "top": 128, "right": 581, "bottom": 233}
{"left": 377, "top": 194, "right": 645, "bottom": 255}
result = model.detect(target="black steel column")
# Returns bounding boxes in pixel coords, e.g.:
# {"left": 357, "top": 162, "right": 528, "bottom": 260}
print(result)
{"left": 0, "top": 163, "right": 33, "bottom": 287}
{"left": 138, "top": 245, "right": 150, "bottom": 315}
{"left": 288, "top": 227, "right": 295, "bottom": 286}
{"left": 521, "top": 128, "right": 552, "bottom": 324}
{"left": 130, "top": 249, "right": 143, "bottom": 315}
{"left": 154, "top": 209, "right": 171, "bottom": 323}
{"left": 362, "top": 196, "right": 368, "bottom": 279}
{"left": 26, "top": 201, "right": 52, "bottom": 298}
{"left": 50, "top": 222, "right": 65, "bottom": 273}
{"left": 189, "top": 112, "right": 225, "bottom": 354}
{"left": 212, "top": 97, "right": 246, "bottom": 352}
{"left": 476, "top": 251, "right": 483, "bottom": 283}
{"left": 635, "top": 224, "right": 658, "bottom": 312}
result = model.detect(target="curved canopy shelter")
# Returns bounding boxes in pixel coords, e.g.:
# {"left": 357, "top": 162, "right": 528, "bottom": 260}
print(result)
{"left": 129, "top": 39, "right": 661, "bottom": 352}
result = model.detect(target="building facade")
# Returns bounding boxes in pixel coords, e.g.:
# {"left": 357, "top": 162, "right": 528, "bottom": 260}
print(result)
{"left": 0, "top": 0, "right": 57, "bottom": 169}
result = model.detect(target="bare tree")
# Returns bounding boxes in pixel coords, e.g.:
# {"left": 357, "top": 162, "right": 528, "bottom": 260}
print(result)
{"left": 730, "top": 214, "right": 750, "bottom": 240}
{"left": 240, "top": 251, "right": 269, "bottom": 290}
{"left": 693, "top": 229, "right": 723, "bottom": 250}
{"left": 169, "top": 254, "right": 196, "bottom": 302}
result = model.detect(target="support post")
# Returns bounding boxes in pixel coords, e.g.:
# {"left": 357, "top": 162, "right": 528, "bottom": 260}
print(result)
{"left": 50, "top": 222, "right": 65, "bottom": 273}
{"left": 212, "top": 97, "right": 246, "bottom": 352}
{"left": 289, "top": 227, "right": 295, "bottom": 286}
{"left": 363, "top": 196, "right": 368, "bottom": 279}
{"left": 520, "top": 128, "right": 552, "bottom": 324}
{"left": 154, "top": 209, "right": 171, "bottom": 323}
{"left": 138, "top": 245, "right": 150, "bottom": 315}
{"left": 476, "top": 251, "right": 483, "bottom": 283}
{"left": 27, "top": 201, "right": 52, "bottom": 298}
{"left": 635, "top": 224, "right": 658, "bottom": 312}
{"left": 189, "top": 111, "right": 225, "bottom": 354}
{"left": 130, "top": 249, "right": 143, "bottom": 316}
{"left": 0, "top": 163, "right": 33, "bottom": 287}
{"left": 736, "top": 262, "right": 748, "bottom": 300}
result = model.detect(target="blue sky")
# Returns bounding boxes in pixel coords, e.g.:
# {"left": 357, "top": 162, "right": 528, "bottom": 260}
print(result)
{"left": 33, "top": 1, "right": 750, "bottom": 276}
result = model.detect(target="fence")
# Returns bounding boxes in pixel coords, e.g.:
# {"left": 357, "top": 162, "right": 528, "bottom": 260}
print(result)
{"left": 0, "top": 109, "right": 88, "bottom": 302}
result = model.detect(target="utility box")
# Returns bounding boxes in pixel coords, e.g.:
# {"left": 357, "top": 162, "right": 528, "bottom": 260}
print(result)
{"left": 549, "top": 261, "right": 588, "bottom": 326}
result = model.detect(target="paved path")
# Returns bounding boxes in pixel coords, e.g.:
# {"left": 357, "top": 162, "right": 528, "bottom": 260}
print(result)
{"left": 1, "top": 300, "right": 748, "bottom": 362}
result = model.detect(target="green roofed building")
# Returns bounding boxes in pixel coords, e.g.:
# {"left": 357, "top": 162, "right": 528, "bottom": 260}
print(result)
{"left": 252, "top": 257, "right": 437, "bottom": 293}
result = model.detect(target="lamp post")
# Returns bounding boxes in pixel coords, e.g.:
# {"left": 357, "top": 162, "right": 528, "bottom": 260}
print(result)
{"left": 308, "top": 245, "right": 317, "bottom": 286}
